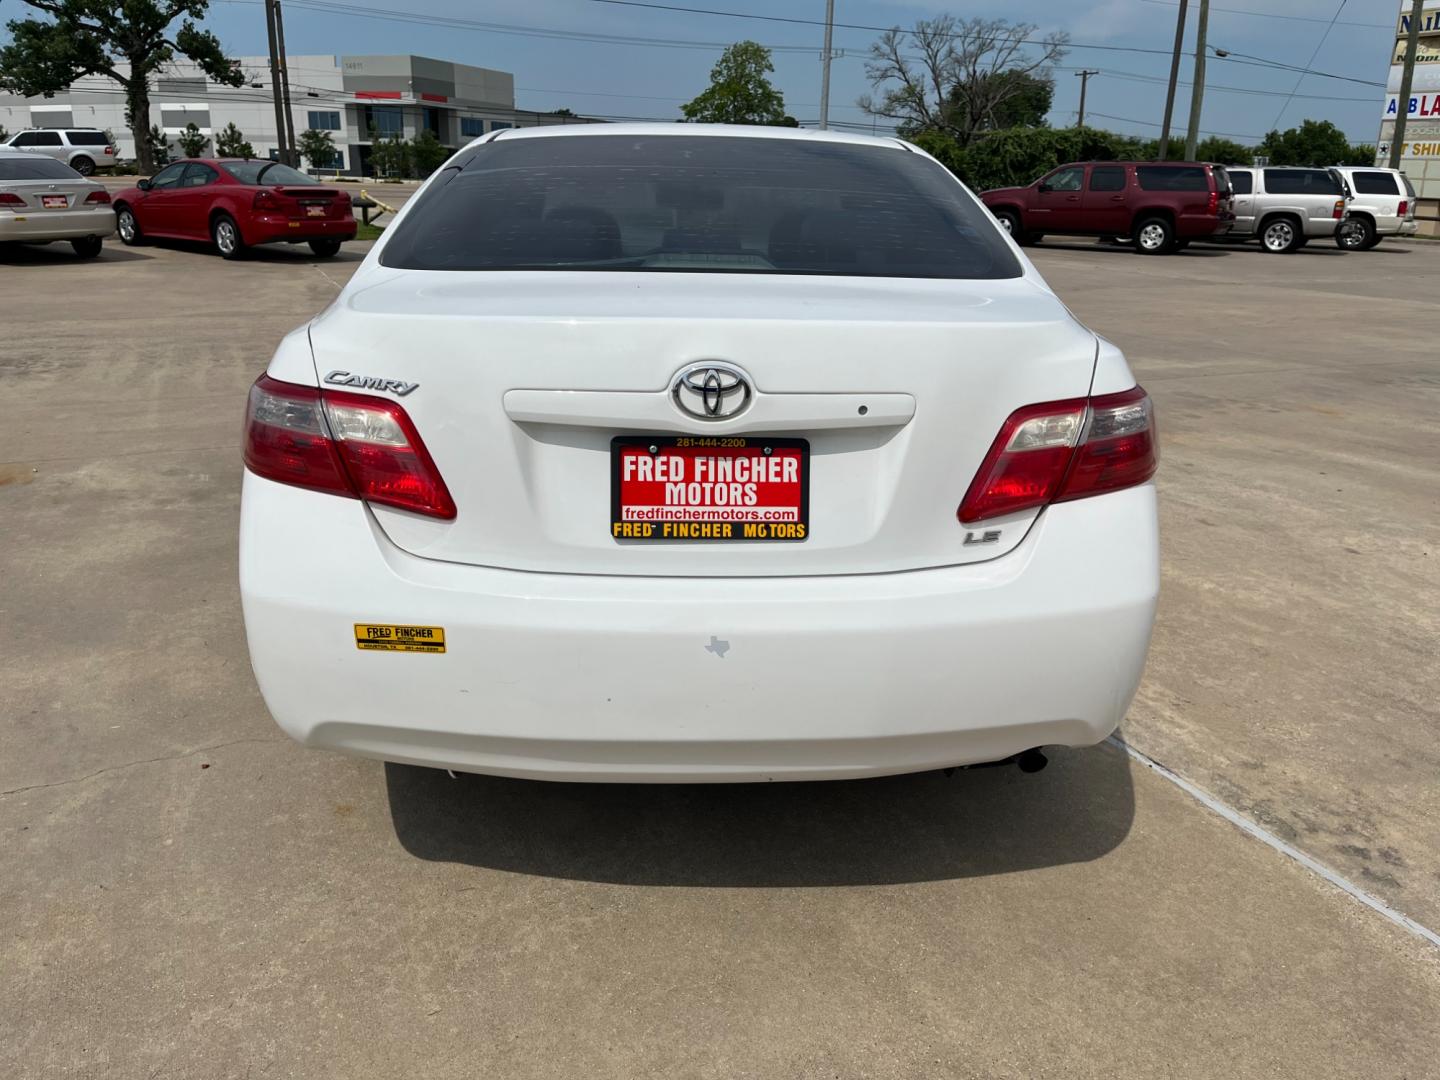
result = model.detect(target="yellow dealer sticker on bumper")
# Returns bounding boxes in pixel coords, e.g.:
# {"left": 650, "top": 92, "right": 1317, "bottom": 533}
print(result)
{"left": 354, "top": 624, "right": 446, "bottom": 653}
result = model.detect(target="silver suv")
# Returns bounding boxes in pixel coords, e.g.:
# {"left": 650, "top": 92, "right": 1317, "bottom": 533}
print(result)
{"left": 1225, "top": 167, "right": 1349, "bottom": 254}
{"left": 1, "top": 128, "right": 116, "bottom": 176}
{"left": 1329, "top": 166, "right": 1418, "bottom": 250}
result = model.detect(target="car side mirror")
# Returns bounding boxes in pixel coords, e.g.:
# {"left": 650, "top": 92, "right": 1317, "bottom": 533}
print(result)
{"left": 137, "top": 179, "right": 152, "bottom": 192}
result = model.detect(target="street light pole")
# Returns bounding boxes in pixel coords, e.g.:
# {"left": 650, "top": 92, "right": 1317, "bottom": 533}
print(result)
{"left": 274, "top": 0, "right": 299, "bottom": 165}
{"left": 1075, "top": 69, "right": 1099, "bottom": 129}
{"left": 1158, "top": 0, "right": 1188, "bottom": 160}
{"left": 1391, "top": 0, "right": 1425, "bottom": 169}
{"left": 1184, "top": 0, "right": 1210, "bottom": 161}
{"left": 819, "top": 0, "right": 835, "bottom": 130}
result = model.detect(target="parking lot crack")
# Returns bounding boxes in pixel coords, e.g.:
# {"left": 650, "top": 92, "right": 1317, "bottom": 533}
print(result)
{"left": 0, "top": 737, "right": 286, "bottom": 798}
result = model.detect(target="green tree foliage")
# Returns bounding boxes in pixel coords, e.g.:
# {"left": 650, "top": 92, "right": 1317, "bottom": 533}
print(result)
{"left": 297, "top": 128, "right": 334, "bottom": 170}
{"left": 216, "top": 121, "right": 255, "bottom": 158}
{"left": 0, "top": 0, "right": 242, "bottom": 175}
{"left": 861, "top": 17, "right": 1067, "bottom": 144}
{"left": 1193, "top": 136, "right": 1253, "bottom": 165}
{"left": 1258, "top": 119, "right": 1360, "bottom": 167}
{"left": 369, "top": 125, "right": 411, "bottom": 179}
{"left": 681, "top": 41, "right": 788, "bottom": 125}
{"left": 149, "top": 124, "right": 171, "bottom": 166}
{"left": 410, "top": 128, "right": 448, "bottom": 176}
{"left": 177, "top": 121, "right": 207, "bottom": 157}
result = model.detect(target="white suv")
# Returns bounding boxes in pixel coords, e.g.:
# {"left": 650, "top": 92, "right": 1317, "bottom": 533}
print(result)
{"left": 1330, "top": 166, "right": 1418, "bottom": 250}
{"left": 2, "top": 128, "right": 116, "bottom": 176}
{"left": 238, "top": 126, "right": 1159, "bottom": 784}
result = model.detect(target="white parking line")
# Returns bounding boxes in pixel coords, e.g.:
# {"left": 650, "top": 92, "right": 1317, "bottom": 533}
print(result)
{"left": 1107, "top": 735, "right": 1440, "bottom": 950}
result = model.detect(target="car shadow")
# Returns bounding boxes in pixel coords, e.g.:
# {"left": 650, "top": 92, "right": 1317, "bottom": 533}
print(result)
{"left": 384, "top": 737, "right": 1136, "bottom": 887}
{"left": 1035, "top": 241, "right": 1231, "bottom": 258}
{"left": 0, "top": 244, "right": 152, "bottom": 264}
{"left": 131, "top": 238, "right": 368, "bottom": 264}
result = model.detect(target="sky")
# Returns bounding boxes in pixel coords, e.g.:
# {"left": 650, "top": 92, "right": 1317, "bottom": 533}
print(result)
{"left": 0, "top": 0, "right": 1402, "bottom": 145}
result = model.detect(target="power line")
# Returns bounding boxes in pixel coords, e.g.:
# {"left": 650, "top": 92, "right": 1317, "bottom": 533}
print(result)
{"left": 1088, "top": 110, "right": 1264, "bottom": 140}
{"left": 1269, "top": 0, "right": 1348, "bottom": 129}
{"left": 1137, "top": 0, "right": 1388, "bottom": 30}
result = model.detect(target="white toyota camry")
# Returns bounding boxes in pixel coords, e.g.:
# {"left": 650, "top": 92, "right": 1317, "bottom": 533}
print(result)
{"left": 239, "top": 125, "right": 1158, "bottom": 783}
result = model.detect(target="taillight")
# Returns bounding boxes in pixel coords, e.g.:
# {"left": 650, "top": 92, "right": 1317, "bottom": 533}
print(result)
{"left": 1333, "top": 200, "right": 1345, "bottom": 219}
{"left": 1399, "top": 200, "right": 1408, "bottom": 217}
{"left": 84, "top": 190, "right": 111, "bottom": 204}
{"left": 0, "top": 193, "right": 24, "bottom": 207}
{"left": 1207, "top": 190, "right": 1219, "bottom": 215}
{"left": 253, "top": 190, "right": 283, "bottom": 211}
{"left": 243, "top": 375, "right": 456, "bottom": 519}
{"left": 104, "top": 146, "right": 114, "bottom": 156}
{"left": 958, "top": 387, "right": 1157, "bottom": 525}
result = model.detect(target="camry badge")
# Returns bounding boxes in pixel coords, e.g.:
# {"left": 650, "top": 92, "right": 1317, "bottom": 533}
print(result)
{"left": 672, "top": 363, "right": 751, "bottom": 420}
{"left": 324, "top": 370, "right": 418, "bottom": 396}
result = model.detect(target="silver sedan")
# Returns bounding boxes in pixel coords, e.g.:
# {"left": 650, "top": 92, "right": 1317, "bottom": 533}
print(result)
{"left": 0, "top": 149, "right": 117, "bottom": 258}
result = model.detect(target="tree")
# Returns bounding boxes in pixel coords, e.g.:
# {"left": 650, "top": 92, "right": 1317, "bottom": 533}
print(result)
{"left": 410, "top": 128, "right": 448, "bottom": 176}
{"left": 1193, "top": 136, "right": 1252, "bottom": 165}
{"left": 1258, "top": 119, "right": 1355, "bottom": 167}
{"left": 297, "top": 128, "right": 334, "bottom": 170}
{"left": 0, "top": 0, "right": 242, "bottom": 175}
{"left": 177, "top": 121, "right": 207, "bottom": 158}
{"left": 680, "top": 41, "right": 788, "bottom": 125}
{"left": 369, "top": 125, "right": 410, "bottom": 179}
{"left": 861, "top": 17, "right": 1067, "bottom": 144}
{"left": 149, "top": 124, "right": 171, "bottom": 166}
{"left": 216, "top": 121, "right": 254, "bottom": 158}
{"left": 549, "top": 107, "right": 576, "bottom": 118}
{"left": 949, "top": 69, "right": 1052, "bottom": 131}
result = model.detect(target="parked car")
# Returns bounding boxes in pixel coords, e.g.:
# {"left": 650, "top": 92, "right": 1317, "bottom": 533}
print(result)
{"left": 1329, "top": 166, "right": 1418, "bottom": 250}
{"left": 0, "top": 148, "right": 115, "bottom": 257}
{"left": 1223, "top": 167, "right": 1348, "bottom": 253}
{"left": 112, "top": 159, "right": 356, "bottom": 259}
{"left": 239, "top": 126, "right": 1160, "bottom": 783}
{"left": 981, "top": 160, "right": 1234, "bottom": 254}
{"left": 1, "top": 127, "right": 116, "bottom": 176}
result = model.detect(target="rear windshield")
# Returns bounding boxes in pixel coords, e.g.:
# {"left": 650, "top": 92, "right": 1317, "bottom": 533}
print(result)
{"left": 381, "top": 135, "right": 1022, "bottom": 279}
{"left": 1263, "top": 169, "right": 1341, "bottom": 195}
{"left": 0, "top": 156, "right": 83, "bottom": 181}
{"left": 1402, "top": 173, "right": 1417, "bottom": 199}
{"left": 223, "top": 161, "right": 316, "bottom": 186}
{"left": 66, "top": 131, "right": 110, "bottom": 146}
{"left": 1136, "top": 165, "right": 1210, "bottom": 191}
{"left": 1211, "top": 165, "right": 1232, "bottom": 195}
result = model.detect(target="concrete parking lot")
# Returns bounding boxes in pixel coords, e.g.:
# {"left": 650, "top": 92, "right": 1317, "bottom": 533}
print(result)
{"left": 2, "top": 234, "right": 1438, "bottom": 1078}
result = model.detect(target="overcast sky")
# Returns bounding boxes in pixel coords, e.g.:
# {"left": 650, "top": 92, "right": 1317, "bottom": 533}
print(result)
{"left": 2, "top": 0, "right": 1400, "bottom": 144}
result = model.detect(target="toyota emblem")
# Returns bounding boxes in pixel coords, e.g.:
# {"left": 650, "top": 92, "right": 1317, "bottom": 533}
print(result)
{"left": 672, "top": 363, "right": 752, "bottom": 421}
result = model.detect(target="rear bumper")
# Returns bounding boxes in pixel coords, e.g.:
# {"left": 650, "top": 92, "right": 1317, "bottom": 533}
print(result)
{"left": 1305, "top": 218, "right": 1341, "bottom": 238}
{"left": 1176, "top": 214, "right": 1229, "bottom": 238}
{"left": 246, "top": 214, "right": 357, "bottom": 245}
{"left": 1395, "top": 219, "right": 1419, "bottom": 236}
{"left": 239, "top": 474, "right": 1159, "bottom": 782}
{"left": 0, "top": 207, "right": 116, "bottom": 241}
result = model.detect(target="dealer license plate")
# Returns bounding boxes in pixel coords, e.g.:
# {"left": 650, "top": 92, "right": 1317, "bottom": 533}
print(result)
{"left": 41, "top": 195, "right": 67, "bottom": 209}
{"left": 611, "top": 436, "right": 809, "bottom": 542}
{"left": 306, "top": 205, "right": 325, "bottom": 217}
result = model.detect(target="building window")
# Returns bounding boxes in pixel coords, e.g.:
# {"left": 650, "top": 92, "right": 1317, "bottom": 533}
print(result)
{"left": 490, "top": 121, "right": 512, "bottom": 131}
{"left": 308, "top": 111, "right": 341, "bottom": 131}
{"left": 364, "top": 106, "right": 404, "bottom": 138}
{"left": 460, "top": 117, "right": 484, "bottom": 138}
{"left": 421, "top": 107, "right": 442, "bottom": 138}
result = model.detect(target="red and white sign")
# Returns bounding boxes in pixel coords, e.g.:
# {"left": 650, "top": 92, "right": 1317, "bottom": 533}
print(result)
{"left": 41, "top": 195, "right": 67, "bottom": 209}
{"left": 611, "top": 437, "right": 809, "bottom": 542}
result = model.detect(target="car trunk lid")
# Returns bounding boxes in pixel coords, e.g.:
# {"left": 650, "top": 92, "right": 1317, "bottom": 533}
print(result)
{"left": 307, "top": 270, "right": 1099, "bottom": 577}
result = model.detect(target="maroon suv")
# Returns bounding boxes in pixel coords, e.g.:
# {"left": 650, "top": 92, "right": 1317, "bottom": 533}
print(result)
{"left": 981, "top": 161, "right": 1234, "bottom": 255}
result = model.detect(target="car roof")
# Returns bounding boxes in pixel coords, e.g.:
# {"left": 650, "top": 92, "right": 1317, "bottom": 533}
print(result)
{"left": 482, "top": 122, "right": 909, "bottom": 152}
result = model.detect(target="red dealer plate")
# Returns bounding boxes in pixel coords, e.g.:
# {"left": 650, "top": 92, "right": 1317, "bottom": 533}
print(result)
{"left": 611, "top": 436, "right": 809, "bottom": 542}
{"left": 41, "top": 195, "right": 67, "bottom": 209}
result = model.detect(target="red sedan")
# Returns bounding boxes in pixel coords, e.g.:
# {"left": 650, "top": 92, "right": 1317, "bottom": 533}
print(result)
{"left": 113, "top": 158, "right": 356, "bottom": 259}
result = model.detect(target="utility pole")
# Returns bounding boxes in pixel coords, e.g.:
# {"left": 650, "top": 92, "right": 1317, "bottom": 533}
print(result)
{"left": 263, "top": 0, "right": 289, "bottom": 164}
{"left": 1184, "top": 0, "right": 1209, "bottom": 161}
{"left": 1158, "top": 0, "right": 1188, "bottom": 159}
{"left": 1074, "top": 69, "right": 1099, "bottom": 129}
{"left": 1390, "top": 0, "right": 1425, "bottom": 169}
{"left": 274, "top": 0, "right": 299, "bottom": 165}
{"left": 818, "top": 0, "right": 835, "bottom": 130}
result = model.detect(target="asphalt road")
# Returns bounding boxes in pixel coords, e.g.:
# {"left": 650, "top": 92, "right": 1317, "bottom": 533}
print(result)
{"left": 2, "top": 234, "right": 1437, "bottom": 1078}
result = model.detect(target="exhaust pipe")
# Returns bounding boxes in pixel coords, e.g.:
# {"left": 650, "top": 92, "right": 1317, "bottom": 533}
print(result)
{"left": 1017, "top": 748, "right": 1049, "bottom": 774}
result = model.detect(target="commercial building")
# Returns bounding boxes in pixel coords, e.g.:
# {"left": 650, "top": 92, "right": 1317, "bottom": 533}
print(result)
{"left": 1377, "top": 2, "right": 1440, "bottom": 200}
{"left": 0, "top": 54, "right": 596, "bottom": 174}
